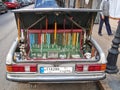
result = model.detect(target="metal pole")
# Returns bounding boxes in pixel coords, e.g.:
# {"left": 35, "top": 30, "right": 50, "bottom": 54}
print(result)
{"left": 106, "top": 21, "right": 120, "bottom": 74}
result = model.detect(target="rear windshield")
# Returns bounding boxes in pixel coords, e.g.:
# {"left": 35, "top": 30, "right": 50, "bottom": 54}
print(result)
{"left": 35, "top": 0, "right": 101, "bottom": 9}
{"left": 35, "top": 0, "right": 59, "bottom": 8}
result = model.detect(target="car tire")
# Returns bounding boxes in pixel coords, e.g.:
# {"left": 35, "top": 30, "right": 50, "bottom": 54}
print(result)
{"left": 5, "top": 10, "right": 8, "bottom": 13}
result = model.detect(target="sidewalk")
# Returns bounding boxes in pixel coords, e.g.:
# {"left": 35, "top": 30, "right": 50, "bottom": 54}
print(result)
{"left": 92, "top": 19, "right": 120, "bottom": 90}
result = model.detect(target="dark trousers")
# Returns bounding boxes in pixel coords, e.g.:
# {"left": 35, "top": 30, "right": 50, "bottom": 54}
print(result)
{"left": 98, "top": 15, "right": 112, "bottom": 35}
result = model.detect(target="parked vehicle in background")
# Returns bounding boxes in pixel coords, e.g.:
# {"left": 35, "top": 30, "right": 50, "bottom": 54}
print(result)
{"left": 0, "top": 1, "right": 8, "bottom": 14}
{"left": 4, "top": 0, "right": 21, "bottom": 9}
{"left": 18, "top": 0, "right": 29, "bottom": 7}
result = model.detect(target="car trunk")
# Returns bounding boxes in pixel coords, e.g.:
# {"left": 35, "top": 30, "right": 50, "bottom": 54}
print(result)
{"left": 12, "top": 8, "right": 101, "bottom": 62}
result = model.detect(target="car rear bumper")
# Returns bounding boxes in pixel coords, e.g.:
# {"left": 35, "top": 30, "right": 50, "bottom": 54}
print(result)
{"left": 0, "top": 9, "right": 7, "bottom": 13}
{"left": 6, "top": 73, "right": 106, "bottom": 83}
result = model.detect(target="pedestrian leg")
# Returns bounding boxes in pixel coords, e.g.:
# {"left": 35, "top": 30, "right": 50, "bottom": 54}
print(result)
{"left": 104, "top": 16, "right": 112, "bottom": 35}
{"left": 98, "top": 15, "right": 104, "bottom": 35}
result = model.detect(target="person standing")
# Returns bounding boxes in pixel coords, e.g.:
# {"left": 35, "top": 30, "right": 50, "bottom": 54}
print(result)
{"left": 98, "top": 0, "right": 113, "bottom": 36}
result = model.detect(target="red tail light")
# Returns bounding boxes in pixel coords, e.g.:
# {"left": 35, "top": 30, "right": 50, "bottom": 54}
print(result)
{"left": 6, "top": 64, "right": 37, "bottom": 72}
{"left": 12, "top": 65, "right": 25, "bottom": 72}
{"left": 30, "top": 66, "right": 37, "bottom": 72}
{"left": 88, "top": 65, "right": 101, "bottom": 71}
{"left": 75, "top": 64, "right": 83, "bottom": 72}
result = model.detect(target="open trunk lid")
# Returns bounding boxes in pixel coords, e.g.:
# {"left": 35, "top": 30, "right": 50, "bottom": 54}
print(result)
{"left": 11, "top": 7, "right": 102, "bottom": 62}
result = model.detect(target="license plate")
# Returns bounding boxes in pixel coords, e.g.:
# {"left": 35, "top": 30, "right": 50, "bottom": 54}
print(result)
{"left": 40, "top": 67, "right": 73, "bottom": 74}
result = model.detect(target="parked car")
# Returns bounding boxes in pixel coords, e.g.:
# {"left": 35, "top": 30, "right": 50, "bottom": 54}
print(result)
{"left": 4, "top": 0, "right": 21, "bottom": 9}
{"left": 18, "top": 0, "right": 29, "bottom": 7}
{"left": 0, "top": 1, "right": 8, "bottom": 14}
{"left": 6, "top": 0, "right": 106, "bottom": 83}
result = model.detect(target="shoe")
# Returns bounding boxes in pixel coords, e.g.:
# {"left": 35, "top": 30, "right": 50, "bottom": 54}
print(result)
{"left": 108, "top": 33, "right": 113, "bottom": 36}
{"left": 98, "top": 33, "right": 102, "bottom": 36}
